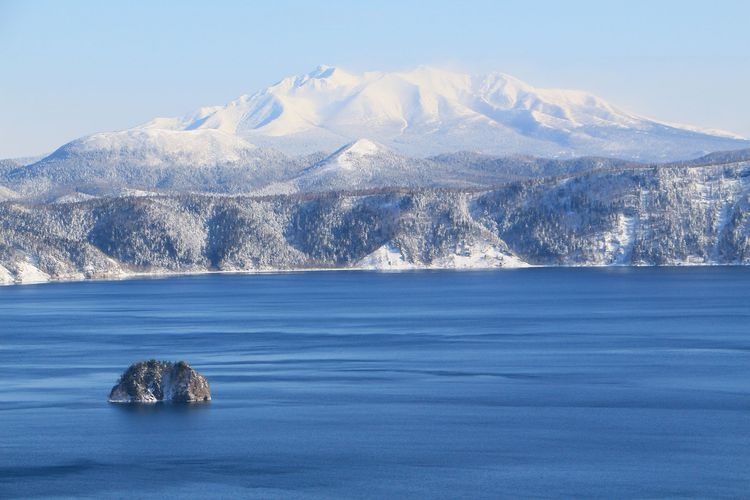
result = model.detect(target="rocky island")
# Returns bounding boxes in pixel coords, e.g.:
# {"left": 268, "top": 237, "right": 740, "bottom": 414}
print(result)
{"left": 108, "top": 360, "right": 211, "bottom": 403}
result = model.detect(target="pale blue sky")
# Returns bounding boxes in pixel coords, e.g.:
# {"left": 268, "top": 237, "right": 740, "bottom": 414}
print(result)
{"left": 1, "top": 0, "right": 748, "bottom": 157}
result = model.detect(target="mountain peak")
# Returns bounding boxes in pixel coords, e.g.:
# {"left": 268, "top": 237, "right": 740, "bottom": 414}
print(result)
{"left": 276, "top": 65, "right": 361, "bottom": 91}
{"left": 310, "top": 64, "right": 336, "bottom": 78}
{"left": 320, "top": 138, "right": 392, "bottom": 171}
{"left": 337, "top": 138, "right": 385, "bottom": 156}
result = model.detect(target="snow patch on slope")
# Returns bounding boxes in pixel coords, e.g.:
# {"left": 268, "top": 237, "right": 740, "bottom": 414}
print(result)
{"left": 357, "top": 239, "right": 529, "bottom": 270}
{"left": 434, "top": 240, "right": 529, "bottom": 269}
{"left": 0, "top": 264, "right": 13, "bottom": 284}
{"left": 605, "top": 214, "right": 636, "bottom": 264}
{"left": 357, "top": 243, "right": 414, "bottom": 270}
{"left": 14, "top": 261, "right": 51, "bottom": 284}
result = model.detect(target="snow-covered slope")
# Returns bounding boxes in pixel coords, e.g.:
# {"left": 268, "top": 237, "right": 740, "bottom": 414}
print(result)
{"left": 144, "top": 65, "right": 749, "bottom": 160}
{"left": 282, "top": 138, "right": 479, "bottom": 192}
{"left": 6, "top": 129, "right": 306, "bottom": 200}
{"left": 56, "top": 128, "right": 259, "bottom": 166}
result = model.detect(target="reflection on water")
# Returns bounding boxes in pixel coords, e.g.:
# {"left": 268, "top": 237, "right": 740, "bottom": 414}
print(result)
{"left": 110, "top": 400, "right": 212, "bottom": 415}
{"left": 1, "top": 268, "right": 750, "bottom": 498}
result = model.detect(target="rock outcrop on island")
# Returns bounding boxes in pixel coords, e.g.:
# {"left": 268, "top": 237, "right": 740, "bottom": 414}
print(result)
{"left": 108, "top": 360, "right": 211, "bottom": 403}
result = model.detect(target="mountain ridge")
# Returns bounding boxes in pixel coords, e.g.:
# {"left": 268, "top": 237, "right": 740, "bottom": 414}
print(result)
{"left": 134, "top": 65, "right": 748, "bottom": 159}
{"left": 14, "top": 65, "right": 750, "bottom": 173}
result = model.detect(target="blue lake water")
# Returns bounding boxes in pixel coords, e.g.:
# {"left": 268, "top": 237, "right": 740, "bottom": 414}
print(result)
{"left": 1, "top": 268, "right": 749, "bottom": 498}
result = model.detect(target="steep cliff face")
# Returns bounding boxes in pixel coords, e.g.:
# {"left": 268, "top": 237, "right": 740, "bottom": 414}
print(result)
{"left": 1, "top": 161, "right": 749, "bottom": 284}
{"left": 474, "top": 162, "right": 750, "bottom": 265}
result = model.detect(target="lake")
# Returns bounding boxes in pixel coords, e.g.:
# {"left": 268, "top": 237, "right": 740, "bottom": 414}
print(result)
{"left": 1, "top": 268, "right": 749, "bottom": 498}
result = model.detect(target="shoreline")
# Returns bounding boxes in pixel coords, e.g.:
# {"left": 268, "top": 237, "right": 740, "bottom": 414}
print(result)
{"left": 1, "top": 261, "right": 746, "bottom": 288}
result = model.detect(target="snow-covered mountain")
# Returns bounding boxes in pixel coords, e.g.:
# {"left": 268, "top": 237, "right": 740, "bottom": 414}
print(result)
{"left": 140, "top": 65, "right": 748, "bottom": 160}
{"left": 4, "top": 65, "right": 750, "bottom": 201}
